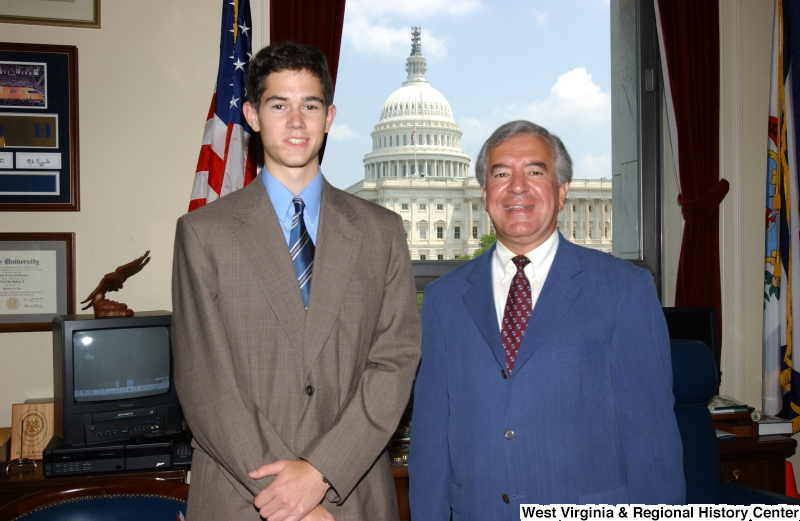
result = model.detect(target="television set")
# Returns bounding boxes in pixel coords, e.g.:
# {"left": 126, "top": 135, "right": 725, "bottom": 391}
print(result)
{"left": 52, "top": 311, "right": 182, "bottom": 447}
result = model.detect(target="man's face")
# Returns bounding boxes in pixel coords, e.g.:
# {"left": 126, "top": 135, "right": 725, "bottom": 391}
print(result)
{"left": 481, "top": 134, "right": 569, "bottom": 254}
{"left": 243, "top": 69, "right": 335, "bottom": 183}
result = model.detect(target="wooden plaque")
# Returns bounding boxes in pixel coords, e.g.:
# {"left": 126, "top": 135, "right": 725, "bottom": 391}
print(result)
{"left": 9, "top": 402, "right": 54, "bottom": 461}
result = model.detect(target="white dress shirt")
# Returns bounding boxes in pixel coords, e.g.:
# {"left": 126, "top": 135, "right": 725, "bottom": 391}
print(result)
{"left": 492, "top": 230, "right": 560, "bottom": 329}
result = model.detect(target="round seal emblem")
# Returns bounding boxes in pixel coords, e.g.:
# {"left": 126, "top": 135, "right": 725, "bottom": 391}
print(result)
{"left": 6, "top": 297, "right": 19, "bottom": 310}
{"left": 19, "top": 409, "right": 49, "bottom": 458}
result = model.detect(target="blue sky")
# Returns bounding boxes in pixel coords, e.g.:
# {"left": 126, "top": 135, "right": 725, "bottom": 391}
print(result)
{"left": 321, "top": 0, "right": 612, "bottom": 191}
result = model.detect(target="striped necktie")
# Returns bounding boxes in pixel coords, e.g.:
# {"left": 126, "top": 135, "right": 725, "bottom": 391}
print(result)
{"left": 289, "top": 197, "right": 315, "bottom": 308}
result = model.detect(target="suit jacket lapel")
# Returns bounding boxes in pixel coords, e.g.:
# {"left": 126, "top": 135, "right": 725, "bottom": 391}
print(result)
{"left": 231, "top": 180, "right": 306, "bottom": 355}
{"left": 513, "top": 234, "right": 582, "bottom": 372}
{"left": 302, "top": 180, "right": 364, "bottom": 378}
{"left": 463, "top": 245, "right": 507, "bottom": 370}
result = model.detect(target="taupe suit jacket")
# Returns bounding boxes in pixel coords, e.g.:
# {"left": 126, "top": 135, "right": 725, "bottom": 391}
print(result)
{"left": 171, "top": 177, "right": 421, "bottom": 520}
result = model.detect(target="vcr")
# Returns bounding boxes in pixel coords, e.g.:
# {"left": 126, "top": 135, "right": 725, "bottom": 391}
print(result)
{"left": 83, "top": 405, "right": 173, "bottom": 444}
{"left": 42, "top": 435, "right": 171, "bottom": 477}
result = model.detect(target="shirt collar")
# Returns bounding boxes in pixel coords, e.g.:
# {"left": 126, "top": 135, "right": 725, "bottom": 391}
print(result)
{"left": 494, "top": 230, "right": 559, "bottom": 283}
{"left": 261, "top": 168, "right": 323, "bottom": 224}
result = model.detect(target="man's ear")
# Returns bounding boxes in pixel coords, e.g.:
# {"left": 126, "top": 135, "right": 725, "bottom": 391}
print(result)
{"left": 243, "top": 101, "right": 260, "bottom": 132}
{"left": 325, "top": 104, "right": 336, "bottom": 133}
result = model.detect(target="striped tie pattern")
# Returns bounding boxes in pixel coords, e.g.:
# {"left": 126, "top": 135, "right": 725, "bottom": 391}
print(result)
{"left": 500, "top": 255, "right": 532, "bottom": 376}
{"left": 289, "top": 197, "right": 315, "bottom": 308}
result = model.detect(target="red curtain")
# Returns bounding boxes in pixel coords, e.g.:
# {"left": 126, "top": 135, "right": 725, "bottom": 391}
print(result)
{"left": 270, "top": 0, "right": 346, "bottom": 162}
{"left": 658, "top": 0, "right": 727, "bottom": 343}
{"left": 270, "top": 0, "right": 347, "bottom": 86}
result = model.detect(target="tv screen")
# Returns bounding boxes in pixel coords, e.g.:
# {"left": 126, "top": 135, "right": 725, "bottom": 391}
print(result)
{"left": 73, "top": 326, "right": 170, "bottom": 402}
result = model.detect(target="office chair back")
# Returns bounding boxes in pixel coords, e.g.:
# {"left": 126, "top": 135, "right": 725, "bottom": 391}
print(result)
{"left": 671, "top": 339, "right": 722, "bottom": 503}
{"left": 0, "top": 478, "right": 188, "bottom": 521}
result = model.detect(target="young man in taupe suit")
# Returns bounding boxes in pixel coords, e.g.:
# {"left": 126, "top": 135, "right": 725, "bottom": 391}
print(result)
{"left": 171, "top": 41, "right": 421, "bottom": 521}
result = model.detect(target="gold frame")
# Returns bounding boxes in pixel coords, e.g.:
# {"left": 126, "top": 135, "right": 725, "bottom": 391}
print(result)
{"left": 0, "top": 0, "right": 100, "bottom": 29}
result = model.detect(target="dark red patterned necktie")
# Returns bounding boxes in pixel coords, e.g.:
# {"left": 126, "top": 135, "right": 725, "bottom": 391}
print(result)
{"left": 501, "top": 255, "right": 532, "bottom": 376}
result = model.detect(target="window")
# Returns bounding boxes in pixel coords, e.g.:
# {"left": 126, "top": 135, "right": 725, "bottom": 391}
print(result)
{"left": 454, "top": 226, "right": 461, "bottom": 239}
{"left": 472, "top": 226, "right": 478, "bottom": 239}
{"left": 419, "top": 203, "right": 426, "bottom": 211}
{"left": 389, "top": 136, "right": 392, "bottom": 146}
{"left": 401, "top": 203, "right": 409, "bottom": 210}
{"left": 403, "top": 135, "right": 407, "bottom": 145}
{"left": 472, "top": 204, "right": 478, "bottom": 211}
{"left": 611, "top": 0, "right": 662, "bottom": 291}
{"left": 436, "top": 203, "right": 444, "bottom": 211}
{"left": 419, "top": 226, "right": 427, "bottom": 239}
{"left": 437, "top": 254, "right": 444, "bottom": 260}
{"left": 454, "top": 204, "right": 461, "bottom": 211}
{"left": 437, "top": 226, "right": 443, "bottom": 239}
{"left": 420, "top": 254, "right": 426, "bottom": 260}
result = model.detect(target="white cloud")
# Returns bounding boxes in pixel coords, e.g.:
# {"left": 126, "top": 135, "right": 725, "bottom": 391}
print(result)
{"left": 534, "top": 11, "right": 548, "bottom": 26}
{"left": 341, "top": 0, "right": 484, "bottom": 58}
{"left": 574, "top": 154, "right": 611, "bottom": 179}
{"left": 516, "top": 67, "right": 610, "bottom": 128}
{"left": 457, "top": 68, "right": 611, "bottom": 180}
{"left": 328, "top": 123, "right": 360, "bottom": 141}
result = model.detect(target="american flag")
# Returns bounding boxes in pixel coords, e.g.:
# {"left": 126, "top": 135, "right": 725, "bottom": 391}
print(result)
{"left": 411, "top": 124, "right": 416, "bottom": 144}
{"left": 188, "top": 0, "right": 257, "bottom": 212}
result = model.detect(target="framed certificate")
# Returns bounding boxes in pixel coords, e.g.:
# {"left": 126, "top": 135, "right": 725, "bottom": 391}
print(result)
{"left": 0, "top": 0, "right": 100, "bottom": 29}
{"left": 0, "top": 232, "right": 75, "bottom": 332}
{"left": 0, "top": 43, "right": 79, "bottom": 211}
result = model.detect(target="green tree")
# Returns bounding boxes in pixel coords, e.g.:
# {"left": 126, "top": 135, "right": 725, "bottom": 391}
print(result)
{"left": 471, "top": 233, "right": 496, "bottom": 258}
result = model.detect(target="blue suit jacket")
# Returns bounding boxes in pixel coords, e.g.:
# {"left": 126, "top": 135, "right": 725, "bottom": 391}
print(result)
{"left": 408, "top": 235, "right": 685, "bottom": 520}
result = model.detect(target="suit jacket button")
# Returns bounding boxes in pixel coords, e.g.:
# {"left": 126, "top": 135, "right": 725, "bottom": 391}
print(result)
{"left": 305, "top": 385, "right": 314, "bottom": 396}
{"left": 502, "top": 494, "right": 510, "bottom": 504}
{"left": 504, "top": 429, "right": 514, "bottom": 440}
{"left": 501, "top": 369, "right": 507, "bottom": 379}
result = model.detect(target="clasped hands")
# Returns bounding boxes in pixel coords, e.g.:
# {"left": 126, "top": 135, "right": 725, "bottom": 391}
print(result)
{"left": 249, "top": 459, "right": 336, "bottom": 521}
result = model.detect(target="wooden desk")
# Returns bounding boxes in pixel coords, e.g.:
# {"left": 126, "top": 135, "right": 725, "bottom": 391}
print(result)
{"left": 718, "top": 434, "right": 797, "bottom": 493}
{"left": 0, "top": 438, "right": 188, "bottom": 509}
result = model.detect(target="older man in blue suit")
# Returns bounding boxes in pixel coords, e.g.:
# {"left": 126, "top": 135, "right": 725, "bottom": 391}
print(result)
{"left": 408, "top": 120, "right": 685, "bottom": 519}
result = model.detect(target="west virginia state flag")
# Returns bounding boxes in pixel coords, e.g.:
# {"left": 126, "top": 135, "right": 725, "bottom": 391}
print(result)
{"left": 763, "top": 0, "right": 800, "bottom": 431}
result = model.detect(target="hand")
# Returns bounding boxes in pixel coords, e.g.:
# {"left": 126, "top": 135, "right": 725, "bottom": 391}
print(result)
{"left": 249, "top": 459, "right": 330, "bottom": 521}
{"left": 303, "top": 505, "right": 337, "bottom": 521}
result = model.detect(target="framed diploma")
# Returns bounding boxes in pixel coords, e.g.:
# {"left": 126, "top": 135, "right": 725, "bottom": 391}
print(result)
{"left": 0, "top": 0, "right": 100, "bottom": 29}
{"left": 0, "top": 232, "right": 75, "bottom": 332}
{"left": 0, "top": 43, "right": 79, "bottom": 211}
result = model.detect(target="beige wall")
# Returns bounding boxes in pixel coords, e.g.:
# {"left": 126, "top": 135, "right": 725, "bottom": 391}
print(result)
{"left": 0, "top": 0, "right": 235, "bottom": 427}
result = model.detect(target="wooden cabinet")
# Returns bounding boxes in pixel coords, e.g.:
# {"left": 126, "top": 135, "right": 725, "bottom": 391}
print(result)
{"left": 718, "top": 435, "right": 797, "bottom": 493}
{"left": 393, "top": 466, "right": 409, "bottom": 521}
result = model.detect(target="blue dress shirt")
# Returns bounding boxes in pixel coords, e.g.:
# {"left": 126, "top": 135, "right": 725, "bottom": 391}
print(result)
{"left": 262, "top": 168, "right": 322, "bottom": 246}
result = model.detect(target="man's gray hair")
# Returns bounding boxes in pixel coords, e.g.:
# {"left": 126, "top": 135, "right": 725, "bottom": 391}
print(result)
{"left": 475, "top": 120, "right": 573, "bottom": 188}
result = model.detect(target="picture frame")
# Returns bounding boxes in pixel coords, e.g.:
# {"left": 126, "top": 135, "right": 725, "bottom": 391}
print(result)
{"left": 0, "top": 43, "right": 79, "bottom": 211}
{"left": 0, "top": 0, "right": 100, "bottom": 29}
{"left": 0, "top": 232, "right": 75, "bottom": 332}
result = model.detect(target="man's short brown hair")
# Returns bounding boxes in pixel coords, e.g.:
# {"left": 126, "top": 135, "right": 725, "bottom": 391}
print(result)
{"left": 246, "top": 40, "right": 334, "bottom": 110}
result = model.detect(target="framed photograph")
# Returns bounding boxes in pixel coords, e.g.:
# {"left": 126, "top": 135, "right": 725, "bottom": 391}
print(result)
{"left": 0, "top": 232, "right": 75, "bottom": 332}
{"left": 0, "top": 43, "right": 79, "bottom": 211}
{"left": 0, "top": 0, "right": 100, "bottom": 29}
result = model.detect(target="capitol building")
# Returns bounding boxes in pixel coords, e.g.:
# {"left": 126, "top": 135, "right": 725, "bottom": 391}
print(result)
{"left": 347, "top": 28, "right": 612, "bottom": 259}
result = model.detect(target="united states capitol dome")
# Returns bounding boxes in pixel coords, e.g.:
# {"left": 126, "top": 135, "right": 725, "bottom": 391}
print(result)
{"left": 362, "top": 27, "right": 470, "bottom": 179}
